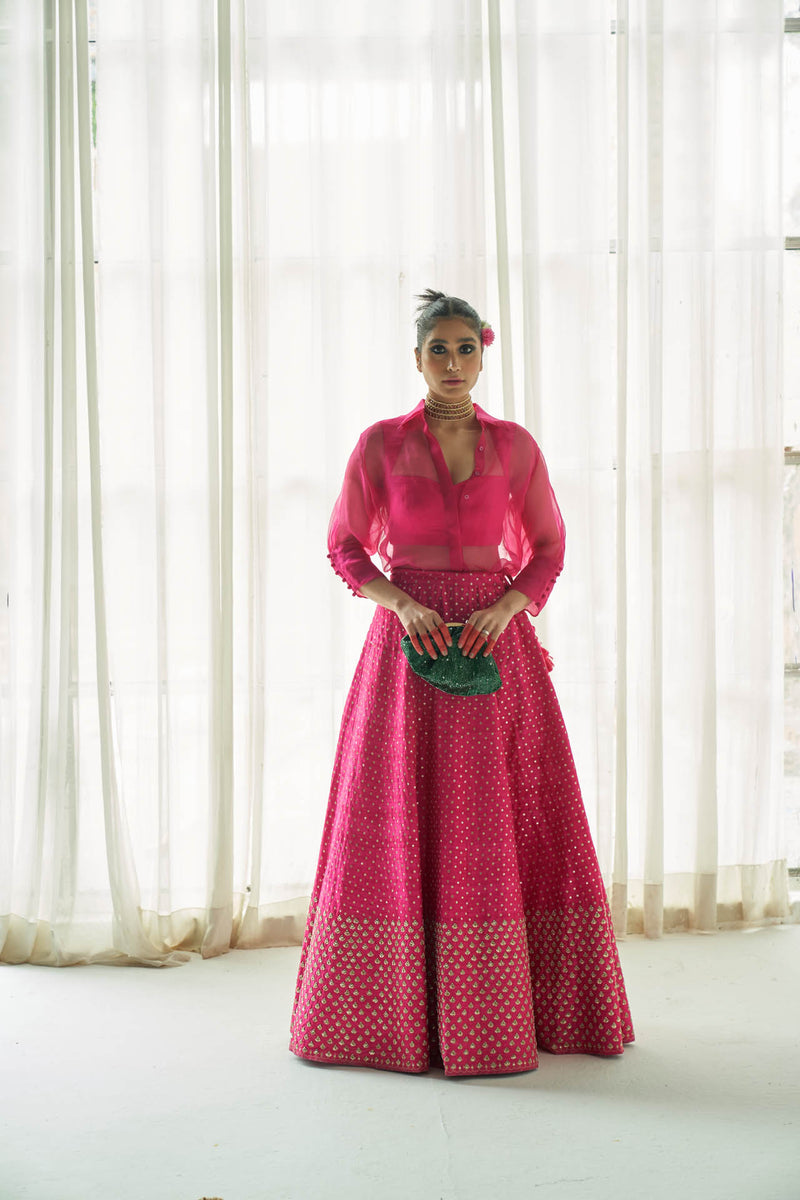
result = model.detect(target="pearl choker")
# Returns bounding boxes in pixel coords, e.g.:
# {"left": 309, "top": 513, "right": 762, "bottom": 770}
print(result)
{"left": 424, "top": 392, "right": 475, "bottom": 421}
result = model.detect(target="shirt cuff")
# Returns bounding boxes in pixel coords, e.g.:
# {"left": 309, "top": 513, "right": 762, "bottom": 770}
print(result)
{"left": 509, "top": 561, "right": 562, "bottom": 616}
{"left": 327, "top": 548, "right": 386, "bottom": 598}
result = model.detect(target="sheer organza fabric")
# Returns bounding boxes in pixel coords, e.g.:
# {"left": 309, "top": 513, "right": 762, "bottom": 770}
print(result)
{"left": 327, "top": 399, "right": 566, "bottom": 617}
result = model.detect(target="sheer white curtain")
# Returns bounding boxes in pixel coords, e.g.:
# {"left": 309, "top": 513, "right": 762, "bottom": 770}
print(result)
{"left": 0, "top": 0, "right": 790, "bottom": 968}
{"left": 490, "top": 0, "right": 788, "bottom": 935}
{"left": 613, "top": 0, "right": 786, "bottom": 932}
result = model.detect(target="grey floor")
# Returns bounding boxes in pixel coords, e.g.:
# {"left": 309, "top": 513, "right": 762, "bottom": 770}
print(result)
{"left": 1, "top": 925, "right": 799, "bottom": 1200}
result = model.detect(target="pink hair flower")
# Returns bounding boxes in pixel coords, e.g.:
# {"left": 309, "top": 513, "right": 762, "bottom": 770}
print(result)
{"left": 480, "top": 322, "right": 495, "bottom": 347}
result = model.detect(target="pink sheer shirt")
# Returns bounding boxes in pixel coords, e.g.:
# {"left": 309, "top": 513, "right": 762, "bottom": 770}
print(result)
{"left": 327, "top": 398, "right": 566, "bottom": 617}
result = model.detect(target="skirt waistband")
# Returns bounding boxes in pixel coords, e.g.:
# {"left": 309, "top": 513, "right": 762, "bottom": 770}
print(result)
{"left": 390, "top": 567, "right": 510, "bottom": 581}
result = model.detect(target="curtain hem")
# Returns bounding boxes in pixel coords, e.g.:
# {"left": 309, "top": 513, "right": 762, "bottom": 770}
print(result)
{"left": 4, "top": 866, "right": 797, "bottom": 967}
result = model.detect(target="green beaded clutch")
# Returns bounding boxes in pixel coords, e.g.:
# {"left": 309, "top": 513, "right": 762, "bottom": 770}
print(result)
{"left": 400, "top": 622, "right": 502, "bottom": 696}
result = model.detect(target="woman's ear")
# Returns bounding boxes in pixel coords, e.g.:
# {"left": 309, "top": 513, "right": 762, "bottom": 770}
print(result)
{"left": 414, "top": 348, "right": 422, "bottom": 371}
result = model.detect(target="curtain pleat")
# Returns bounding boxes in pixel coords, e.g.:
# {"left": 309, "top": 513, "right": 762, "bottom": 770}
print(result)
{"left": 486, "top": 0, "right": 516, "bottom": 421}
{"left": 0, "top": 0, "right": 792, "bottom": 969}
{"left": 201, "top": 0, "right": 235, "bottom": 959}
{"left": 612, "top": 0, "right": 632, "bottom": 937}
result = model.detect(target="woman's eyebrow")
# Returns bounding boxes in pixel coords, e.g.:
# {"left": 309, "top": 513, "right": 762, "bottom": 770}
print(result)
{"left": 429, "top": 337, "right": 478, "bottom": 345}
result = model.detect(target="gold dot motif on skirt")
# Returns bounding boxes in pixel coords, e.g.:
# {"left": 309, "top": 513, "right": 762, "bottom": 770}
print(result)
{"left": 288, "top": 568, "right": 635, "bottom": 1076}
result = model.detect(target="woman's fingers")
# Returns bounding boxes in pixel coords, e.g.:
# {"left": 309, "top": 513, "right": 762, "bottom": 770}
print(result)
{"left": 420, "top": 629, "right": 438, "bottom": 658}
{"left": 404, "top": 611, "right": 453, "bottom": 658}
{"left": 457, "top": 622, "right": 471, "bottom": 651}
{"left": 459, "top": 621, "right": 487, "bottom": 657}
{"left": 423, "top": 621, "right": 451, "bottom": 658}
{"left": 430, "top": 623, "right": 450, "bottom": 655}
{"left": 409, "top": 629, "right": 431, "bottom": 657}
{"left": 415, "top": 616, "right": 497, "bottom": 660}
{"left": 458, "top": 623, "right": 474, "bottom": 653}
{"left": 458, "top": 616, "right": 502, "bottom": 658}
{"left": 408, "top": 613, "right": 450, "bottom": 658}
{"left": 467, "top": 628, "right": 489, "bottom": 658}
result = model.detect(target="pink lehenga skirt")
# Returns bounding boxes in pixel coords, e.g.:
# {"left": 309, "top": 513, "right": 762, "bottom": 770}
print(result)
{"left": 289, "top": 567, "right": 634, "bottom": 1077}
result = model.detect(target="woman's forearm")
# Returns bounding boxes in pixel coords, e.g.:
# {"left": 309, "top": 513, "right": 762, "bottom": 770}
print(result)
{"left": 357, "top": 575, "right": 409, "bottom": 613}
{"left": 359, "top": 577, "right": 531, "bottom": 619}
{"left": 495, "top": 587, "right": 532, "bottom": 618}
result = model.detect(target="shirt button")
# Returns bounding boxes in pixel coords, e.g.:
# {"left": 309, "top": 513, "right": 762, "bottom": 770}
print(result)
{"left": 478, "top": 444, "right": 484, "bottom": 451}
{"left": 464, "top": 493, "right": 470, "bottom": 500}
{"left": 473, "top": 468, "right": 480, "bottom": 476}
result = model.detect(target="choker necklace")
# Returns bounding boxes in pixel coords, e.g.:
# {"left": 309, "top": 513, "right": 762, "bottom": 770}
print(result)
{"left": 424, "top": 392, "right": 475, "bottom": 421}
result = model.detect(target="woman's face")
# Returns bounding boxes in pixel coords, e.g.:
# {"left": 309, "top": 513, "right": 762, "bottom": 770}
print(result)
{"left": 415, "top": 317, "right": 483, "bottom": 406}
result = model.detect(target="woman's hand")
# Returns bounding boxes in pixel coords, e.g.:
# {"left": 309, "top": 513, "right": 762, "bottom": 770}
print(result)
{"left": 357, "top": 577, "right": 451, "bottom": 657}
{"left": 394, "top": 597, "right": 453, "bottom": 659}
{"left": 459, "top": 588, "right": 531, "bottom": 657}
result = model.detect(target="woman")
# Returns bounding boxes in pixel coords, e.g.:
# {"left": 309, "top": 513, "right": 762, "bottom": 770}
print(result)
{"left": 289, "top": 290, "right": 634, "bottom": 1077}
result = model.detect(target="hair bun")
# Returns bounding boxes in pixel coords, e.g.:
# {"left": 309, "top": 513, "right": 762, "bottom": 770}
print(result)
{"left": 414, "top": 289, "right": 447, "bottom": 315}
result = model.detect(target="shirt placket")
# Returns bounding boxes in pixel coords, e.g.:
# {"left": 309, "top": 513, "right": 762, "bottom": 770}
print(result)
{"left": 421, "top": 415, "right": 486, "bottom": 572}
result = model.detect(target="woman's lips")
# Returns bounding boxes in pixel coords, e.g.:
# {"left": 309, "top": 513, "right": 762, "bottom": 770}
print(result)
{"left": 443, "top": 379, "right": 463, "bottom": 384}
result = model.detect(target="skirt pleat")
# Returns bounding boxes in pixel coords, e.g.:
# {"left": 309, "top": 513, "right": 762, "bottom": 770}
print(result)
{"left": 289, "top": 568, "right": 634, "bottom": 1076}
